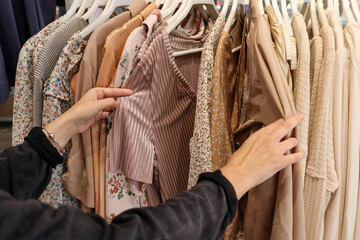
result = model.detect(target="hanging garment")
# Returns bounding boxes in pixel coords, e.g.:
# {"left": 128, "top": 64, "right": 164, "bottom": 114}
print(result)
{"left": 114, "top": 9, "right": 162, "bottom": 88}
{"left": 64, "top": 0, "right": 147, "bottom": 210}
{"left": 324, "top": 9, "right": 347, "bottom": 240}
{"left": 304, "top": 8, "right": 338, "bottom": 240}
{"left": 242, "top": 0, "right": 305, "bottom": 239}
{"left": 0, "top": 0, "right": 21, "bottom": 87}
{"left": 265, "top": 6, "right": 292, "bottom": 91}
{"left": 39, "top": 32, "right": 88, "bottom": 208}
{"left": 90, "top": 2, "right": 156, "bottom": 217}
{"left": 341, "top": 22, "right": 360, "bottom": 240}
{"left": 104, "top": 9, "right": 162, "bottom": 221}
{"left": 108, "top": 25, "right": 207, "bottom": 206}
{"left": 0, "top": 48, "right": 9, "bottom": 105}
{"left": 209, "top": 13, "right": 244, "bottom": 240}
{"left": 210, "top": 15, "right": 243, "bottom": 173}
{"left": 12, "top": 18, "right": 64, "bottom": 146}
{"left": 33, "top": 17, "right": 88, "bottom": 128}
{"left": 291, "top": 10, "right": 310, "bottom": 228}
{"left": 187, "top": 14, "right": 226, "bottom": 189}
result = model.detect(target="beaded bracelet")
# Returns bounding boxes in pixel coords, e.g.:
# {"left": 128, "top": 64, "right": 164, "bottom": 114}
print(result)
{"left": 42, "top": 127, "right": 65, "bottom": 156}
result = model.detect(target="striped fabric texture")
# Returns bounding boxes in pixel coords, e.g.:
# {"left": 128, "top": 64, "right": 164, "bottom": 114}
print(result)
{"left": 108, "top": 26, "right": 204, "bottom": 205}
{"left": 33, "top": 17, "right": 87, "bottom": 128}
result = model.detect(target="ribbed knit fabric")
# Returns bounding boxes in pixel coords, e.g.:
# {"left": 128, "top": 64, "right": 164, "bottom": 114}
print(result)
{"left": 341, "top": 22, "right": 360, "bottom": 240}
{"left": 324, "top": 10, "right": 347, "bottom": 240}
{"left": 33, "top": 17, "right": 87, "bottom": 128}
{"left": 304, "top": 9, "right": 338, "bottom": 240}
{"left": 108, "top": 26, "right": 202, "bottom": 205}
{"left": 188, "top": 14, "right": 225, "bottom": 189}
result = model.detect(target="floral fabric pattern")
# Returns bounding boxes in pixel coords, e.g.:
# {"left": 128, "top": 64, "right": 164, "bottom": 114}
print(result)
{"left": 40, "top": 32, "right": 88, "bottom": 208}
{"left": 12, "top": 18, "right": 63, "bottom": 146}
{"left": 114, "top": 9, "right": 162, "bottom": 88}
{"left": 107, "top": 9, "right": 162, "bottom": 222}
{"left": 187, "top": 15, "right": 225, "bottom": 189}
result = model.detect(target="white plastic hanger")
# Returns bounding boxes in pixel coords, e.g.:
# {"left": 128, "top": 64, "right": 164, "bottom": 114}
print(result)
{"left": 82, "top": 0, "right": 108, "bottom": 20}
{"left": 290, "top": 0, "right": 299, "bottom": 14}
{"left": 342, "top": 0, "right": 356, "bottom": 23}
{"left": 280, "top": 0, "right": 294, "bottom": 35}
{"left": 62, "top": 0, "right": 82, "bottom": 22}
{"left": 166, "top": 0, "right": 219, "bottom": 33}
{"left": 156, "top": 0, "right": 166, "bottom": 7}
{"left": 327, "top": 0, "right": 334, "bottom": 9}
{"left": 334, "top": 0, "right": 340, "bottom": 15}
{"left": 161, "top": 0, "right": 174, "bottom": 11}
{"left": 271, "top": 0, "right": 286, "bottom": 27}
{"left": 219, "top": 0, "right": 232, "bottom": 17}
{"left": 224, "top": 0, "right": 242, "bottom": 32}
{"left": 310, "top": 0, "right": 320, "bottom": 35}
{"left": 317, "top": 0, "right": 330, "bottom": 27}
{"left": 161, "top": 0, "right": 184, "bottom": 19}
{"left": 258, "top": 0, "right": 265, "bottom": 13}
{"left": 80, "top": 0, "right": 133, "bottom": 38}
{"left": 350, "top": 0, "right": 360, "bottom": 23}
{"left": 75, "top": 0, "right": 95, "bottom": 17}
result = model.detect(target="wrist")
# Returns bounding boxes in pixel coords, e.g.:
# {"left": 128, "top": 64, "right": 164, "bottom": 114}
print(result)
{"left": 220, "top": 165, "right": 251, "bottom": 199}
{"left": 44, "top": 113, "right": 78, "bottom": 150}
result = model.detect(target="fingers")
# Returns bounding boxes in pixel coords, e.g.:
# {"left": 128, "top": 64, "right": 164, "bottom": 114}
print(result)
{"left": 283, "top": 150, "right": 306, "bottom": 165}
{"left": 277, "top": 137, "right": 298, "bottom": 154}
{"left": 95, "top": 87, "right": 133, "bottom": 99}
{"left": 96, "top": 98, "right": 119, "bottom": 111}
{"left": 274, "top": 114, "right": 303, "bottom": 142}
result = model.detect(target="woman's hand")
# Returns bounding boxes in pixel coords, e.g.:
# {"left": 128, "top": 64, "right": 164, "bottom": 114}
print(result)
{"left": 220, "top": 114, "right": 306, "bottom": 199}
{"left": 68, "top": 88, "right": 133, "bottom": 134}
{"left": 43, "top": 88, "right": 133, "bottom": 151}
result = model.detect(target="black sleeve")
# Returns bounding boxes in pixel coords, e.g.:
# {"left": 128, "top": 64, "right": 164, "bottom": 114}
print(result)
{"left": 0, "top": 171, "right": 238, "bottom": 240}
{"left": 0, "top": 127, "right": 62, "bottom": 200}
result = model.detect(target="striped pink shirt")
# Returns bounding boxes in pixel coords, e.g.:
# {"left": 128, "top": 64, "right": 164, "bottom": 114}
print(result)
{"left": 109, "top": 26, "right": 207, "bottom": 205}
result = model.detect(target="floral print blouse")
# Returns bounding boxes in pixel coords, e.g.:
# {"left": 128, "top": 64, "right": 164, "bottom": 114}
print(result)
{"left": 12, "top": 18, "right": 63, "bottom": 146}
{"left": 187, "top": 15, "right": 225, "bottom": 189}
{"left": 106, "top": 9, "right": 162, "bottom": 223}
{"left": 40, "top": 32, "right": 87, "bottom": 208}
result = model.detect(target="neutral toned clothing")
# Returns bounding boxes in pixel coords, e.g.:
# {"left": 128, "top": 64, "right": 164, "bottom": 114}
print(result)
{"left": 242, "top": 0, "right": 305, "bottom": 239}
{"left": 291, "top": 10, "right": 310, "bottom": 211}
{"left": 114, "top": 9, "right": 162, "bottom": 88}
{"left": 188, "top": 14, "right": 225, "bottom": 189}
{"left": 90, "top": 3, "right": 156, "bottom": 217}
{"left": 108, "top": 26, "right": 203, "bottom": 206}
{"left": 304, "top": 8, "right": 338, "bottom": 239}
{"left": 324, "top": 10, "right": 347, "bottom": 240}
{"left": 39, "top": 32, "right": 87, "bottom": 208}
{"left": 265, "top": 6, "right": 292, "bottom": 91}
{"left": 63, "top": 0, "right": 147, "bottom": 209}
{"left": 33, "top": 17, "right": 87, "bottom": 128}
{"left": 12, "top": 18, "right": 63, "bottom": 146}
{"left": 105, "top": 9, "right": 162, "bottom": 221}
{"left": 341, "top": 23, "right": 360, "bottom": 240}
{"left": 210, "top": 15, "right": 243, "bottom": 173}
{"left": 209, "top": 14, "right": 244, "bottom": 240}
{"left": 96, "top": 3, "right": 157, "bottom": 89}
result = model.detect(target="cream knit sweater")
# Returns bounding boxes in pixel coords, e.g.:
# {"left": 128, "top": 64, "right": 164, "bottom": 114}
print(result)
{"left": 304, "top": 8, "right": 338, "bottom": 240}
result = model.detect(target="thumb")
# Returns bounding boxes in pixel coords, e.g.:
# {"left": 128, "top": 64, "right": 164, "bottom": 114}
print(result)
{"left": 95, "top": 98, "right": 119, "bottom": 111}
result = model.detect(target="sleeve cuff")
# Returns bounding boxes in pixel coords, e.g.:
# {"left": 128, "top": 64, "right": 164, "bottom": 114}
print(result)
{"left": 197, "top": 170, "right": 238, "bottom": 221}
{"left": 25, "top": 127, "right": 63, "bottom": 168}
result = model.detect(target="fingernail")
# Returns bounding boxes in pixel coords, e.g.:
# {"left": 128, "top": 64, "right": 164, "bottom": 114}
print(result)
{"left": 298, "top": 114, "right": 304, "bottom": 120}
